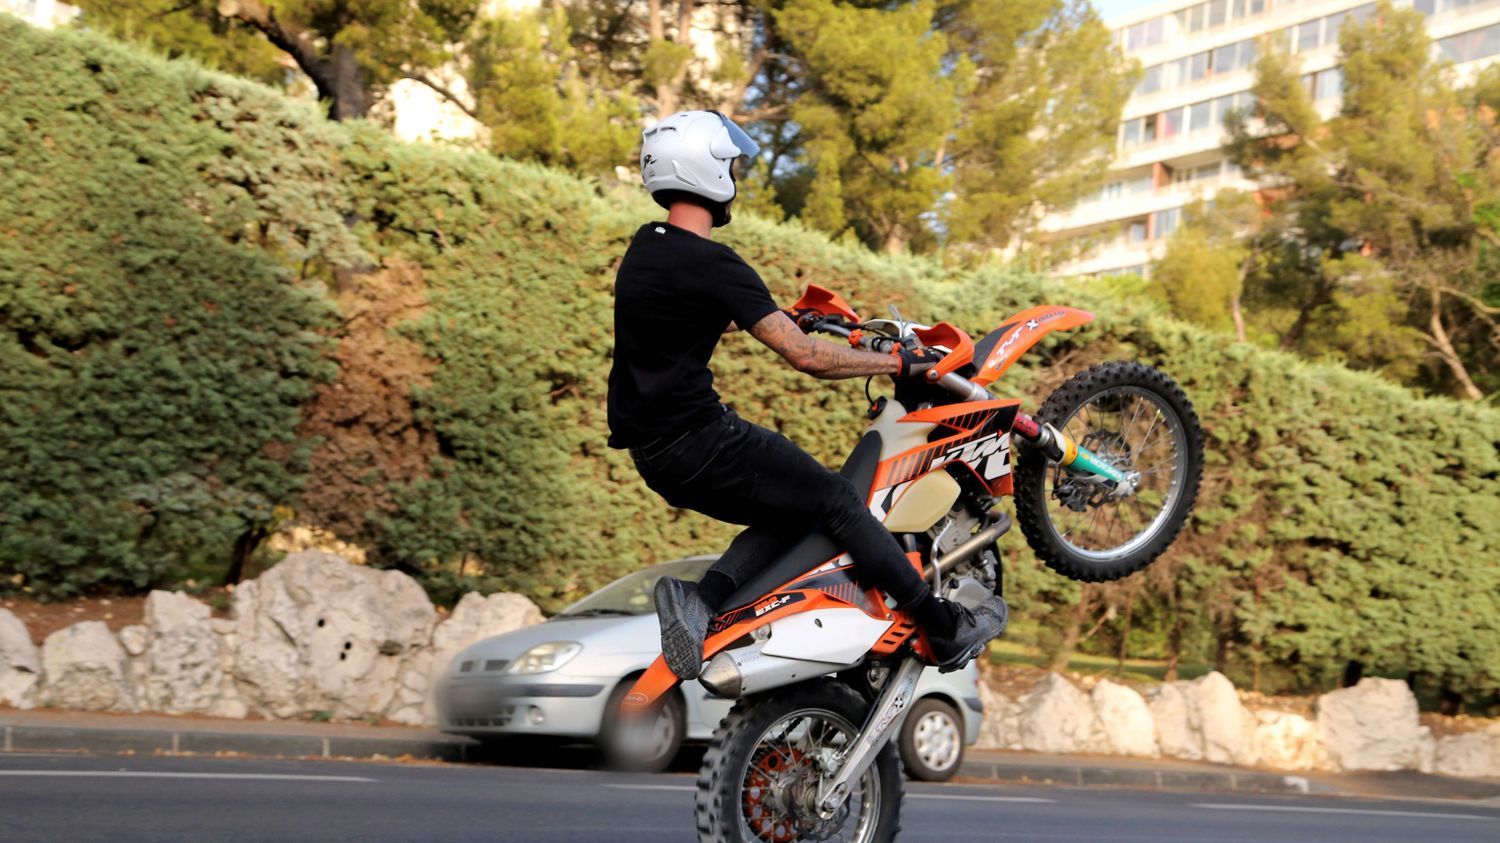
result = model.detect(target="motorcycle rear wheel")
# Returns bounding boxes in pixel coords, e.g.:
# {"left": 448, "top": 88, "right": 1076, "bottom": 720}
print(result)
{"left": 695, "top": 680, "right": 903, "bottom": 843}
{"left": 1014, "top": 361, "right": 1203, "bottom": 582}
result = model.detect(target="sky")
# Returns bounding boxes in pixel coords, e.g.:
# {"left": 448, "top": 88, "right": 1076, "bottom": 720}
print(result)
{"left": 1092, "top": 0, "right": 1162, "bottom": 22}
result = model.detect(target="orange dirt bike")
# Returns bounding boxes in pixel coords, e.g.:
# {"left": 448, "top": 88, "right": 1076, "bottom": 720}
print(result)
{"left": 623, "top": 285, "right": 1203, "bottom": 843}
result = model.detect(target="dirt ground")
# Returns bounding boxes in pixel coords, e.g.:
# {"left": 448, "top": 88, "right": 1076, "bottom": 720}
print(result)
{"left": 3, "top": 595, "right": 151, "bottom": 645}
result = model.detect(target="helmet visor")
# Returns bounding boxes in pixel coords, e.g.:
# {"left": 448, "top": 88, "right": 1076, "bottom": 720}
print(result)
{"left": 713, "top": 111, "right": 760, "bottom": 159}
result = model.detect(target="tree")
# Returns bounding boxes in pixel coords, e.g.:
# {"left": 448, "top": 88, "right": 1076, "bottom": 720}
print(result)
{"left": 1227, "top": 1, "right": 1497, "bottom": 398}
{"left": 940, "top": 0, "right": 1136, "bottom": 252}
{"left": 1150, "top": 196, "right": 1259, "bottom": 341}
{"left": 465, "top": 9, "right": 639, "bottom": 175}
{"left": 73, "top": 0, "right": 482, "bottom": 119}
{"left": 768, "top": 0, "right": 1133, "bottom": 255}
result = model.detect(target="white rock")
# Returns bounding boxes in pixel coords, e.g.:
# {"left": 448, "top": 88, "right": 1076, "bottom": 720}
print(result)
{"left": 1017, "top": 673, "right": 1101, "bottom": 754}
{"left": 117, "top": 624, "right": 149, "bottom": 657}
{"left": 39, "top": 621, "right": 134, "bottom": 711}
{"left": 974, "top": 680, "right": 1021, "bottom": 750}
{"left": 1146, "top": 682, "right": 1199, "bottom": 760}
{"left": 1187, "top": 672, "right": 1250, "bottom": 765}
{"left": 228, "top": 550, "right": 437, "bottom": 720}
{"left": 1433, "top": 727, "right": 1500, "bottom": 779}
{"left": 141, "top": 591, "right": 225, "bottom": 715}
{"left": 1091, "top": 680, "right": 1158, "bottom": 757}
{"left": 1248, "top": 710, "right": 1326, "bottom": 771}
{"left": 431, "top": 592, "right": 544, "bottom": 676}
{"left": 1316, "top": 678, "right": 1424, "bottom": 771}
{"left": 1146, "top": 672, "right": 1250, "bottom": 764}
{"left": 0, "top": 609, "right": 40, "bottom": 709}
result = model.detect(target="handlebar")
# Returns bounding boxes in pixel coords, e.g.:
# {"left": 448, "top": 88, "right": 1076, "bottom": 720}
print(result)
{"left": 807, "top": 317, "right": 991, "bottom": 403}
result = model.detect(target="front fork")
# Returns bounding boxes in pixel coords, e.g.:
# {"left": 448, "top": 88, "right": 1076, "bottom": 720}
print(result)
{"left": 1012, "top": 412, "right": 1130, "bottom": 487}
{"left": 815, "top": 658, "right": 924, "bottom": 818}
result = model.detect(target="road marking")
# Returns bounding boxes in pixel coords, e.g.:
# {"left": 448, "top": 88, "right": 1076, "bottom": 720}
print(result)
{"left": 911, "top": 794, "right": 1056, "bottom": 804}
{"left": 0, "top": 771, "right": 377, "bottom": 783}
{"left": 603, "top": 783, "right": 696, "bottom": 792}
{"left": 1192, "top": 803, "right": 1497, "bottom": 822}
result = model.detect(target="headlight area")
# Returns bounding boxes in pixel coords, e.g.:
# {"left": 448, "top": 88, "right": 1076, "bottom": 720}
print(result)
{"left": 507, "top": 642, "right": 583, "bottom": 675}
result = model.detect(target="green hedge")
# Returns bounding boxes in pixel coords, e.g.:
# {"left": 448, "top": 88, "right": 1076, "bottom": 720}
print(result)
{"left": 2, "top": 17, "right": 1497, "bottom": 699}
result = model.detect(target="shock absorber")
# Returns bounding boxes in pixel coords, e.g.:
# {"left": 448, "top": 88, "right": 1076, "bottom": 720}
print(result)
{"left": 1012, "top": 413, "right": 1127, "bottom": 484}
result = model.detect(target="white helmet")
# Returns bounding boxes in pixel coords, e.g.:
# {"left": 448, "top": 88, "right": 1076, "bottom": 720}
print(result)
{"left": 640, "top": 110, "right": 760, "bottom": 224}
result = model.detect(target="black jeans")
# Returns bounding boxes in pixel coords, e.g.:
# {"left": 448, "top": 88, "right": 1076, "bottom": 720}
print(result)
{"left": 630, "top": 408, "right": 930, "bottom": 607}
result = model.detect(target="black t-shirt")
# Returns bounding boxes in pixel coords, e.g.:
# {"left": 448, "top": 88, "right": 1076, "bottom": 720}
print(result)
{"left": 607, "top": 222, "right": 780, "bottom": 449}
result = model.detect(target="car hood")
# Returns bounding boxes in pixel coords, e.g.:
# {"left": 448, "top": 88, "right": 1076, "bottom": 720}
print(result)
{"left": 444, "top": 613, "right": 662, "bottom": 678}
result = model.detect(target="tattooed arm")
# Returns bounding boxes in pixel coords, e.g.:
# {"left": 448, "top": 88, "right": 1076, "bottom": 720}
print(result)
{"left": 747, "top": 312, "right": 900, "bottom": 380}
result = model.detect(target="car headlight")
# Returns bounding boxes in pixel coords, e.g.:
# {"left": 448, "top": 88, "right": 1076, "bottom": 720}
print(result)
{"left": 507, "top": 642, "right": 582, "bottom": 675}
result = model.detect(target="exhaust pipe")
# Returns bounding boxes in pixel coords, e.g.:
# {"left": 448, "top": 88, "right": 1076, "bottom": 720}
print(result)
{"left": 930, "top": 512, "right": 1012, "bottom": 578}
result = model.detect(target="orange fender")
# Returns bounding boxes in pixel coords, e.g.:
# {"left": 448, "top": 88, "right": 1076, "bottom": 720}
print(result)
{"left": 971, "top": 306, "right": 1094, "bottom": 387}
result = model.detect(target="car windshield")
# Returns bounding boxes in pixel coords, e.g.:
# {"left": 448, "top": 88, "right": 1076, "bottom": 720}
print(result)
{"left": 555, "top": 557, "right": 717, "bottom": 618}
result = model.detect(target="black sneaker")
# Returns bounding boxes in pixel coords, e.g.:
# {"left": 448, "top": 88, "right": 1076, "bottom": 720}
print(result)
{"left": 926, "top": 595, "right": 1009, "bottom": 673}
{"left": 653, "top": 576, "right": 711, "bottom": 680}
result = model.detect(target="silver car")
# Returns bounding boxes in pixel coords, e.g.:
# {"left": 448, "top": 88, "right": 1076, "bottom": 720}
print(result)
{"left": 438, "top": 557, "right": 982, "bottom": 780}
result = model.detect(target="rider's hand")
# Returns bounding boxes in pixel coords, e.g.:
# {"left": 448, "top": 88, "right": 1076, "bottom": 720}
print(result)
{"left": 783, "top": 307, "right": 823, "bottom": 334}
{"left": 891, "top": 345, "right": 941, "bottom": 379}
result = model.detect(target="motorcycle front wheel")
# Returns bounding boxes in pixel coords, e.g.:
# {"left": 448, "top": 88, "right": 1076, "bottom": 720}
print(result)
{"left": 695, "top": 680, "right": 903, "bottom": 843}
{"left": 1014, "top": 361, "right": 1204, "bottom": 583}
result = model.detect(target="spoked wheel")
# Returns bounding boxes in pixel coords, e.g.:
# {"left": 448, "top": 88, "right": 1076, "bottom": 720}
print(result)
{"left": 1014, "top": 361, "right": 1203, "bottom": 582}
{"left": 696, "top": 681, "right": 902, "bottom": 843}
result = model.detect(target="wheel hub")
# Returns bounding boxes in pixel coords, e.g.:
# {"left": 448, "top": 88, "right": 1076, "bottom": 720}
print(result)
{"left": 743, "top": 747, "right": 849, "bottom": 842}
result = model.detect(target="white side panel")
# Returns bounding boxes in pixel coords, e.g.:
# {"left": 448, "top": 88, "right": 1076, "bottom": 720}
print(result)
{"left": 761, "top": 608, "right": 893, "bottom": 664}
{"left": 883, "top": 470, "right": 961, "bottom": 532}
{"left": 867, "top": 399, "right": 935, "bottom": 462}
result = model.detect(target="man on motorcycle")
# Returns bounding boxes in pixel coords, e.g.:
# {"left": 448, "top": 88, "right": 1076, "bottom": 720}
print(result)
{"left": 608, "top": 110, "right": 1006, "bottom": 682}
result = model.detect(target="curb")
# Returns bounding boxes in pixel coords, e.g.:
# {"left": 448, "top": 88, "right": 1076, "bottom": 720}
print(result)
{"left": 2, "top": 724, "right": 477, "bottom": 763}
{"left": 956, "top": 758, "right": 1322, "bottom": 795}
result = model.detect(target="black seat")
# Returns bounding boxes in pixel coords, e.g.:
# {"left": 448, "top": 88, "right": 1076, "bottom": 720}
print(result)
{"left": 717, "top": 432, "right": 883, "bottom": 611}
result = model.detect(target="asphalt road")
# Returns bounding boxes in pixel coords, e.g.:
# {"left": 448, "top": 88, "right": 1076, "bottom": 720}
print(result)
{"left": 0, "top": 753, "right": 1496, "bottom": 842}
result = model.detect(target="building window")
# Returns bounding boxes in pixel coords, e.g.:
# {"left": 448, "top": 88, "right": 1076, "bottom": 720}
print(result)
{"left": 1153, "top": 208, "right": 1183, "bottom": 239}
{"left": 1313, "top": 67, "right": 1343, "bottom": 101}
{"left": 1125, "top": 17, "right": 1167, "bottom": 52}
{"left": 1297, "top": 19, "right": 1321, "bottom": 51}
{"left": 1438, "top": 23, "right": 1500, "bottom": 63}
{"left": 1137, "top": 64, "right": 1164, "bottom": 96}
{"left": 1189, "top": 100, "right": 1213, "bottom": 133}
{"left": 1159, "top": 108, "right": 1184, "bottom": 139}
{"left": 1128, "top": 220, "right": 1149, "bottom": 243}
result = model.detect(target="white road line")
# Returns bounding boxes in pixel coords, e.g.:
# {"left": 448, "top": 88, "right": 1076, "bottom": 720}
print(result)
{"left": 0, "top": 771, "right": 377, "bottom": 783}
{"left": 1192, "top": 803, "right": 1497, "bottom": 822}
{"left": 911, "top": 794, "right": 1056, "bottom": 804}
{"left": 603, "top": 783, "right": 697, "bottom": 791}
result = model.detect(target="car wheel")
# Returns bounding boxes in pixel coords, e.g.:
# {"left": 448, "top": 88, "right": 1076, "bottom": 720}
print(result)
{"left": 899, "top": 697, "right": 964, "bottom": 782}
{"left": 600, "top": 680, "right": 685, "bottom": 773}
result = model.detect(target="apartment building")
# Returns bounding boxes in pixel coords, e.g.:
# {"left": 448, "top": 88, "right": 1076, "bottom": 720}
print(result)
{"left": 1044, "top": 0, "right": 1500, "bottom": 277}
{"left": 2, "top": 0, "right": 77, "bottom": 29}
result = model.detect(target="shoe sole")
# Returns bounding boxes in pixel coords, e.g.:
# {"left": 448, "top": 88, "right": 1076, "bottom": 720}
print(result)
{"left": 654, "top": 578, "right": 704, "bottom": 680}
{"left": 935, "top": 604, "right": 1008, "bottom": 673}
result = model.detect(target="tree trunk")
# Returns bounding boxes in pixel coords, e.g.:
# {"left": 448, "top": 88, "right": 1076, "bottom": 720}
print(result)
{"left": 1048, "top": 591, "right": 1092, "bottom": 671}
{"left": 328, "top": 43, "right": 370, "bottom": 120}
{"left": 225, "top": 525, "right": 267, "bottom": 586}
{"left": 1341, "top": 659, "right": 1364, "bottom": 688}
{"left": 1163, "top": 613, "right": 1185, "bottom": 682}
{"left": 1230, "top": 290, "right": 1247, "bottom": 343}
{"left": 1427, "top": 288, "right": 1484, "bottom": 400}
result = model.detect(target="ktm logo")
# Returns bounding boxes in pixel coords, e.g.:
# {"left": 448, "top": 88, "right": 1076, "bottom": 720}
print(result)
{"left": 932, "top": 432, "right": 1011, "bottom": 481}
{"left": 754, "top": 595, "right": 792, "bottom": 617}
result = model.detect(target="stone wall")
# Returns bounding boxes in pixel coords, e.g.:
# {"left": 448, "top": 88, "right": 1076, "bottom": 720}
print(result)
{"left": 0, "top": 551, "right": 542, "bottom": 726}
{"left": 974, "top": 670, "right": 1499, "bottom": 779}
{"left": 0, "top": 551, "right": 1495, "bottom": 780}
